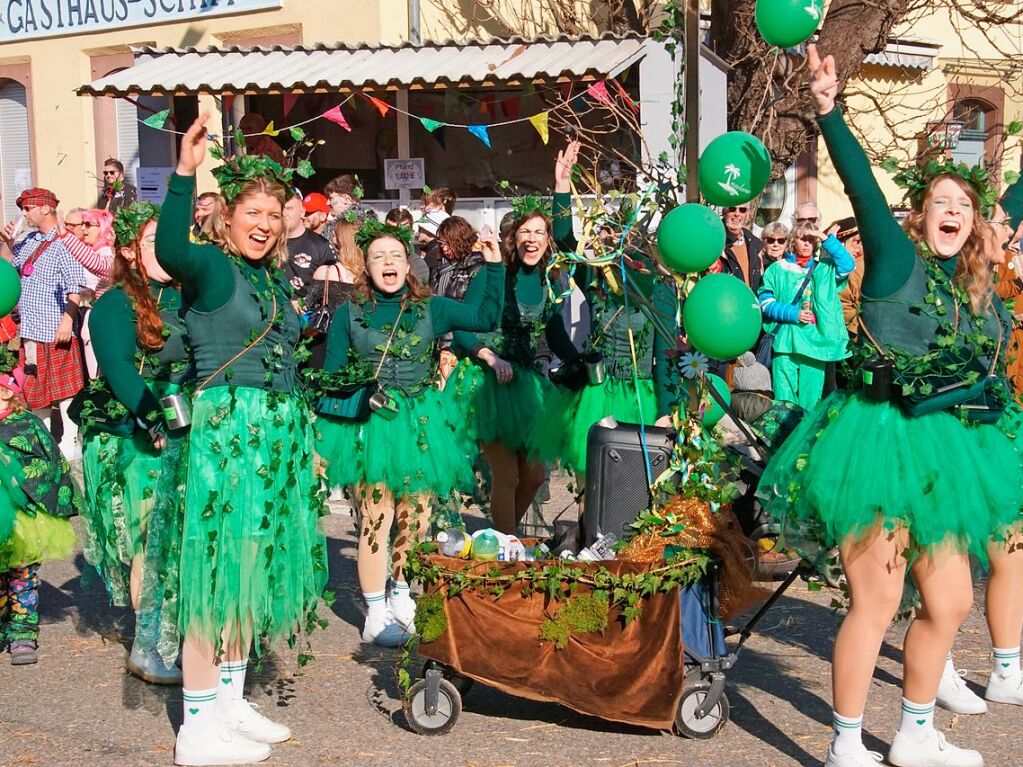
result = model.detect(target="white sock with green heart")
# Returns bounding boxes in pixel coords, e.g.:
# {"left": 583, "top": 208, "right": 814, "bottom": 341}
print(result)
{"left": 216, "top": 660, "right": 248, "bottom": 708}
{"left": 830, "top": 711, "right": 865, "bottom": 755}
{"left": 898, "top": 698, "right": 935, "bottom": 743}
{"left": 182, "top": 687, "right": 218, "bottom": 733}
{"left": 992, "top": 647, "right": 1021, "bottom": 680}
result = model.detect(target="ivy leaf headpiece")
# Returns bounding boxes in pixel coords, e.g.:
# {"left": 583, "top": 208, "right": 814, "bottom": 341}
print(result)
{"left": 510, "top": 194, "right": 552, "bottom": 221}
{"left": 882, "top": 156, "right": 997, "bottom": 218}
{"left": 113, "top": 201, "right": 160, "bottom": 248}
{"left": 0, "top": 346, "right": 17, "bottom": 377}
{"left": 354, "top": 219, "right": 414, "bottom": 253}
{"left": 209, "top": 132, "right": 296, "bottom": 202}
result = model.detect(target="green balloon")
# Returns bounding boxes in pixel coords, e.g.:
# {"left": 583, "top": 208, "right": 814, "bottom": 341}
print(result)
{"left": 0, "top": 260, "right": 20, "bottom": 317}
{"left": 698, "top": 131, "right": 772, "bottom": 207}
{"left": 755, "top": 0, "right": 823, "bottom": 48}
{"left": 656, "top": 204, "right": 726, "bottom": 275}
{"left": 682, "top": 274, "right": 762, "bottom": 361}
{"left": 702, "top": 373, "right": 731, "bottom": 428}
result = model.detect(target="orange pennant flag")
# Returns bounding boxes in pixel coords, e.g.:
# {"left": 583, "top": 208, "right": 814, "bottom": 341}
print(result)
{"left": 365, "top": 94, "right": 391, "bottom": 117}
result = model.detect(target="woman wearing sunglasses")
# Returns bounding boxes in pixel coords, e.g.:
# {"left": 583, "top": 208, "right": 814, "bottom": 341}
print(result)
{"left": 757, "top": 221, "right": 854, "bottom": 410}
{"left": 761, "top": 221, "right": 790, "bottom": 264}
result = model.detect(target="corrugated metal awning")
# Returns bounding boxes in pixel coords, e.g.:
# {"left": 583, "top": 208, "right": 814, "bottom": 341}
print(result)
{"left": 78, "top": 34, "right": 650, "bottom": 97}
{"left": 862, "top": 39, "right": 941, "bottom": 71}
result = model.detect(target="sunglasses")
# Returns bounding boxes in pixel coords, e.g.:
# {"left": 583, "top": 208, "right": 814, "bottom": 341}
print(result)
{"left": 103, "top": 170, "right": 119, "bottom": 176}
{"left": 65, "top": 221, "right": 84, "bottom": 228}
{"left": 798, "top": 235, "right": 819, "bottom": 243}
{"left": 725, "top": 206, "right": 748, "bottom": 213}
{"left": 764, "top": 237, "right": 786, "bottom": 245}
{"left": 795, "top": 217, "right": 818, "bottom": 224}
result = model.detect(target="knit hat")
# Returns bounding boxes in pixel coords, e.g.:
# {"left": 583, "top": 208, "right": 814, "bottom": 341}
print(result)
{"left": 16, "top": 187, "right": 59, "bottom": 210}
{"left": 732, "top": 352, "right": 772, "bottom": 392}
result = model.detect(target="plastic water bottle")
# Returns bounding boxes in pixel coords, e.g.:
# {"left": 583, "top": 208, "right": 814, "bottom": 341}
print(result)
{"left": 471, "top": 530, "right": 501, "bottom": 561}
{"left": 436, "top": 528, "right": 471, "bottom": 558}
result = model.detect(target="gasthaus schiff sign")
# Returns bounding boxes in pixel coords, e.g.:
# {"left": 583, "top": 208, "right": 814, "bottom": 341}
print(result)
{"left": 2, "top": 0, "right": 283, "bottom": 42}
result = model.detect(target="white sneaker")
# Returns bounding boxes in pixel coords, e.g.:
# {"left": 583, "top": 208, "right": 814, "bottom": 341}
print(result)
{"left": 217, "top": 698, "right": 291, "bottom": 744}
{"left": 985, "top": 672, "right": 1023, "bottom": 705}
{"left": 824, "top": 745, "right": 883, "bottom": 766}
{"left": 361, "top": 609, "right": 412, "bottom": 647}
{"left": 174, "top": 722, "right": 270, "bottom": 766}
{"left": 888, "top": 729, "right": 984, "bottom": 767}
{"left": 936, "top": 665, "right": 988, "bottom": 714}
{"left": 388, "top": 591, "right": 416, "bottom": 632}
{"left": 127, "top": 641, "right": 182, "bottom": 686}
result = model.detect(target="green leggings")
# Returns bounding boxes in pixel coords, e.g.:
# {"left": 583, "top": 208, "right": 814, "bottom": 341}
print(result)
{"left": 772, "top": 352, "right": 827, "bottom": 412}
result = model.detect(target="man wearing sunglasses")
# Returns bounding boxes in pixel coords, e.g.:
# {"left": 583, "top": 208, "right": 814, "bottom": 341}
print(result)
{"left": 718, "top": 203, "right": 764, "bottom": 293}
{"left": 96, "top": 158, "right": 137, "bottom": 214}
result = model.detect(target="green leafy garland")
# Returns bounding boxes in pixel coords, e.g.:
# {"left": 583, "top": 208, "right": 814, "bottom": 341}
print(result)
{"left": 209, "top": 128, "right": 308, "bottom": 202}
{"left": 354, "top": 219, "right": 413, "bottom": 253}
{"left": 113, "top": 201, "right": 160, "bottom": 248}
{"left": 0, "top": 346, "right": 18, "bottom": 377}
{"left": 881, "top": 156, "right": 997, "bottom": 217}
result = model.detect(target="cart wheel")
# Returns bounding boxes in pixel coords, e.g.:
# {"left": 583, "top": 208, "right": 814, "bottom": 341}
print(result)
{"left": 674, "top": 682, "right": 730, "bottom": 739}
{"left": 404, "top": 678, "right": 461, "bottom": 735}
{"left": 422, "top": 659, "right": 474, "bottom": 697}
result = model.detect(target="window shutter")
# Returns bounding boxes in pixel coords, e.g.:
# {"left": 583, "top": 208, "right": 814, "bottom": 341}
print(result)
{"left": 116, "top": 97, "right": 140, "bottom": 187}
{"left": 0, "top": 81, "right": 31, "bottom": 224}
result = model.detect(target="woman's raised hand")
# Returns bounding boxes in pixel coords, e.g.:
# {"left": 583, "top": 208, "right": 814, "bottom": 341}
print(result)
{"left": 479, "top": 233, "right": 502, "bottom": 264}
{"left": 807, "top": 44, "right": 838, "bottom": 116}
{"left": 555, "top": 140, "right": 581, "bottom": 193}
{"left": 175, "top": 113, "right": 211, "bottom": 177}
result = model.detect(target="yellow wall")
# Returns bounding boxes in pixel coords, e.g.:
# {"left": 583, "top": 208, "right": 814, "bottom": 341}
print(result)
{"left": 0, "top": 2, "right": 404, "bottom": 218}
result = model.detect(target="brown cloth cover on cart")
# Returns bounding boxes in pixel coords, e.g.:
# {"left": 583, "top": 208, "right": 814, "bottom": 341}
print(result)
{"left": 419, "top": 558, "right": 684, "bottom": 730}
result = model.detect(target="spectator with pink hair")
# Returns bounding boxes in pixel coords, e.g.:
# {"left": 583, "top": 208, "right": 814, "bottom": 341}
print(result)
{"left": 77, "top": 209, "right": 115, "bottom": 378}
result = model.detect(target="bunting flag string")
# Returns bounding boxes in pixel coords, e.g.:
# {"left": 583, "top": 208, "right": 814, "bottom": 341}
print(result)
{"left": 131, "top": 79, "right": 632, "bottom": 150}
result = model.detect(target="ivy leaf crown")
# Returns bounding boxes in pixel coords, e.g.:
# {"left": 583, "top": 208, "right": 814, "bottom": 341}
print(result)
{"left": 209, "top": 131, "right": 296, "bottom": 202}
{"left": 510, "top": 193, "right": 552, "bottom": 221}
{"left": 0, "top": 346, "right": 18, "bottom": 377}
{"left": 355, "top": 219, "right": 413, "bottom": 253}
{"left": 113, "top": 201, "right": 160, "bottom": 248}
{"left": 882, "top": 155, "right": 997, "bottom": 218}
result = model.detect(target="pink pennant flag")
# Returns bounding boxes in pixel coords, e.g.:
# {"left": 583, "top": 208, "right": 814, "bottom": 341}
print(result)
{"left": 611, "top": 78, "right": 639, "bottom": 114}
{"left": 586, "top": 80, "right": 612, "bottom": 105}
{"left": 322, "top": 105, "right": 352, "bottom": 132}
{"left": 283, "top": 93, "right": 299, "bottom": 117}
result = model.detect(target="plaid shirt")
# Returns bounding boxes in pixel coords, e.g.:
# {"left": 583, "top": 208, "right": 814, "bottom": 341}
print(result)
{"left": 12, "top": 228, "right": 90, "bottom": 343}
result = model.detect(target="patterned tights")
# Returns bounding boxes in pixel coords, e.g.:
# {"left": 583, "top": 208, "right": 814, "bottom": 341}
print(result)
{"left": 0, "top": 563, "right": 41, "bottom": 644}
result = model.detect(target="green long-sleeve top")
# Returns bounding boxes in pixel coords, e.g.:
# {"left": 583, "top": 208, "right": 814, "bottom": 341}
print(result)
{"left": 155, "top": 173, "right": 300, "bottom": 392}
{"left": 551, "top": 192, "right": 680, "bottom": 415}
{"left": 324, "top": 263, "right": 505, "bottom": 377}
{"left": 1002, "top": 171, "right": 1023, "bottom": 230}
{"left": 451, "top": 264, "right": 579, "bottom": 367}
{"left": 89, "top": 282, "right": 194, "bottom": 424}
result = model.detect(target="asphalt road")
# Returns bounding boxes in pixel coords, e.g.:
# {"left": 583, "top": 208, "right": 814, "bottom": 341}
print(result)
{"left": 0, "top": 481, "right": 1018, "bottom": 767}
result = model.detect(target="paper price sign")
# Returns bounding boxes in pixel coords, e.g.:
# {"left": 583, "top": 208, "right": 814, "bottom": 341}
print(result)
{"left": 384, "top": 158, "right": 426, "bottom": 190}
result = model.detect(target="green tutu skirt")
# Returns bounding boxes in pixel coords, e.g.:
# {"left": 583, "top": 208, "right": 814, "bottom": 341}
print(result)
{"left": 759, "top": 391, "right": 1023, "bottom": 569}
{"left": 177, "top": 387, "right": 328, "bottom": 653}
{"left": 80, "top": 430, "right": 163, "bottom": 605}
{"left": 545, "top": 376, "right": 659, "bottom": 477}
{"left": 0, "top": 511, "right": 76, "bottom": 571}
{"left": 450, "top": 360, "right": 564, "bottom": 461}
{"left": 317, "top": 385, "right": 475, "bottom": 500}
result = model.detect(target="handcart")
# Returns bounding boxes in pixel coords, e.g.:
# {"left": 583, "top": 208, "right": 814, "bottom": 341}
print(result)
{"left": 402, "top": 550, "right": 802, "bottom": 738}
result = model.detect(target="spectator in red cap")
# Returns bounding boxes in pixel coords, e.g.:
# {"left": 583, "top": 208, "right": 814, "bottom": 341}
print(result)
{"left": 0, "top": 187, "right": 94, "bottom": 458}
{"left": 302, "top": 192, "right": 330, "bottom": 237}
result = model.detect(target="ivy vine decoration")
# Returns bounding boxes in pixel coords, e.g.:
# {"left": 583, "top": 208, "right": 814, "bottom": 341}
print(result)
{"left": 881, "top": 155, "right": 997, "bottom": 218}
{"left": 354, "top": 220, "right": 414, "bottom": 253}
{"left": 0, "top": 346, "right": 18, "bottom": 377}
{"left": 113, "top": 201, "right": 160, "bottom": 248}
{"left": 209, "top": 129, "right": 307, "bottom": 202}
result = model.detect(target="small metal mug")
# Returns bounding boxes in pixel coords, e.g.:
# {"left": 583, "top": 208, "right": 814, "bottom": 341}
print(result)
{"left": 160, "top": 392, "right": 192, "bottom": 431}
{"left": 861, "top": 358, "right": 893, "bottom": 403}
{"left": 368, "top": 388, "right": 400, "bottom": 421}
{"left": 583, "top": 351, "right": 606, "bottom": 385}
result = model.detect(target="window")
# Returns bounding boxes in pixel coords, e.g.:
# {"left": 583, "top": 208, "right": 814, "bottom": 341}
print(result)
{"left": 0, "top": 79, "right": 32, "bottom": 224}
{"left": 951, "top": 98, "right": 993, "bottom": 167}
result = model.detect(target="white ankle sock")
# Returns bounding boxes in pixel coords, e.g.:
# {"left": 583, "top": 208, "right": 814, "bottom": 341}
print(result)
{"left": 216, "top": 660, "right": 247, "bottom": 708}
{"left": 182, "top": 687, "right": 218, "bottom": 733}
{"left": 944, "top": 652, "right": 955, "bottom": 675}
{"left": 831, "top": 711, "right": 865, "bottom": 755}
{"left": 992, "top": 646, "right": 1021, "bottom": 680}
{"left": 898, "top": 698, "right": 935, "bottom": 742}
{"left": 364, "top": 590, "right": 387, "bottom": 621}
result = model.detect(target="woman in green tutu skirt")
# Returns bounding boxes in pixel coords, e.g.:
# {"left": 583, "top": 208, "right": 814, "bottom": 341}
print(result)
{"left": 758, "top": 45, "right": 1023, "bottom": 767}
{"left": 79, "top": 201, "right": 191, "bottom": 685}
{"left": 316, "top": 221, "right": 504, "bottom": 646}
{"left": 545, "top": 140, "right": 679, "bottom": 481}
{"left": 156, "top": 114, "right": 327, "bottom": 766}
{"left": 450, "top": 199, "right": 580, "bottom": 534}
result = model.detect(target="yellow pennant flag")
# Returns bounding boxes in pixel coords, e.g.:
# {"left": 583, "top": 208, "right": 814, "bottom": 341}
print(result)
{"left": 263, "top": 120, "right": 279, "bottom": 137}
{"left": 528, "top": 111, "right": 549, "bottom": 145}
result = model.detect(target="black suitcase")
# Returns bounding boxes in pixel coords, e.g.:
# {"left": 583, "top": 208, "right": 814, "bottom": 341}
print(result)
{"left": 582, "top": 417, "right": 674, "bottom": 547}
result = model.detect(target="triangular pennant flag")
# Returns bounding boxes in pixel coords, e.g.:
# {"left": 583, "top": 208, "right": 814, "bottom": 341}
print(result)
{"left": 559, "top": 81, "right": 573, "bottom": 101}
{"left": 528, "top": 112, "right": 549, "bottom": 145}
{"left": 443, "top": 88, "right": 459, "bottom": 117}
{"left": 321, "top": 105, "right": 352, "bottom": 132}
{"left": 430, "top": 125, "right": 447, "bottom": 150}
{"left": 419, "top": 116, "right": 444, "bottom": 133}
{"left": 467, "top": 124, "right": 491, "bottom": 149}
{"left": 222, "top": 94, "right": 236, "bottom": 113}
{"left": 480, "top": 94, "right": 494, "bottom": 115}
{"left": 282, "top": 93, "right": 299, "bottom": 117}
{"left": 262, "top": 120, "right": 279, "bottom": 137}
{"left": 142, "top": 109, "right": 171, "bottom": 129}
{"left": 611, "top": 78, "right": 639, "bottom": 114}
{"left": 586, "top": 80, "right": 612, "bottom": 105}
{"left": 365, "top": 94, "right": 391, "bottom": 117}
{"left": 501, "top": 96, "right": 521, "bottom": 120}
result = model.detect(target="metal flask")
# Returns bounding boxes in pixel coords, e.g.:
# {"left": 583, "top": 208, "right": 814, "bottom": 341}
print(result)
{"left": 160, "top": 392, "right": 192, "bottom": 431}
{"left": 583, "top": 351, "right": 606, "bottom": 385}
{"left": 368, "top": 388, "right": 400, "bottom": 420}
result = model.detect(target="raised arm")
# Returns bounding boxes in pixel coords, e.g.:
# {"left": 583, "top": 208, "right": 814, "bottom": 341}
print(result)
{"left": 819, "top": 233, "right": 856, "bottom": 280}
{"left": 808, "top": 44, "right": 915, "bottom": 298}
{"left": 431, "top": 262, "right": 506, "bottom": 335}
{"left": 1001, "top": 173, "right": 1023, "bottom": 231}
{"left": 62, "top": 235, "right": 112, "bottom": 280}
{"left": 89, "top": 292, "right": 161, "bottom": 423}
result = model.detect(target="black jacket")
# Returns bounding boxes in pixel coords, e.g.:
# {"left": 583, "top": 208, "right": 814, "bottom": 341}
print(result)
{"left": 97, "top": 182, "right": 138, "bottom": 214}
{"left": 720, "top": 228, "right": 764, "bottom": 293}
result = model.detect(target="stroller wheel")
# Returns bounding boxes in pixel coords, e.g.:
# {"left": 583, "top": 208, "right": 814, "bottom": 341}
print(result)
{"left": 422, "top": 659, "right": 474, "bottom": 697}
{"left": 404, "top": 678, "right": 461, "bottom": 735}
{"left": 674, "top": 682, "right": 730, "bottom": 739}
